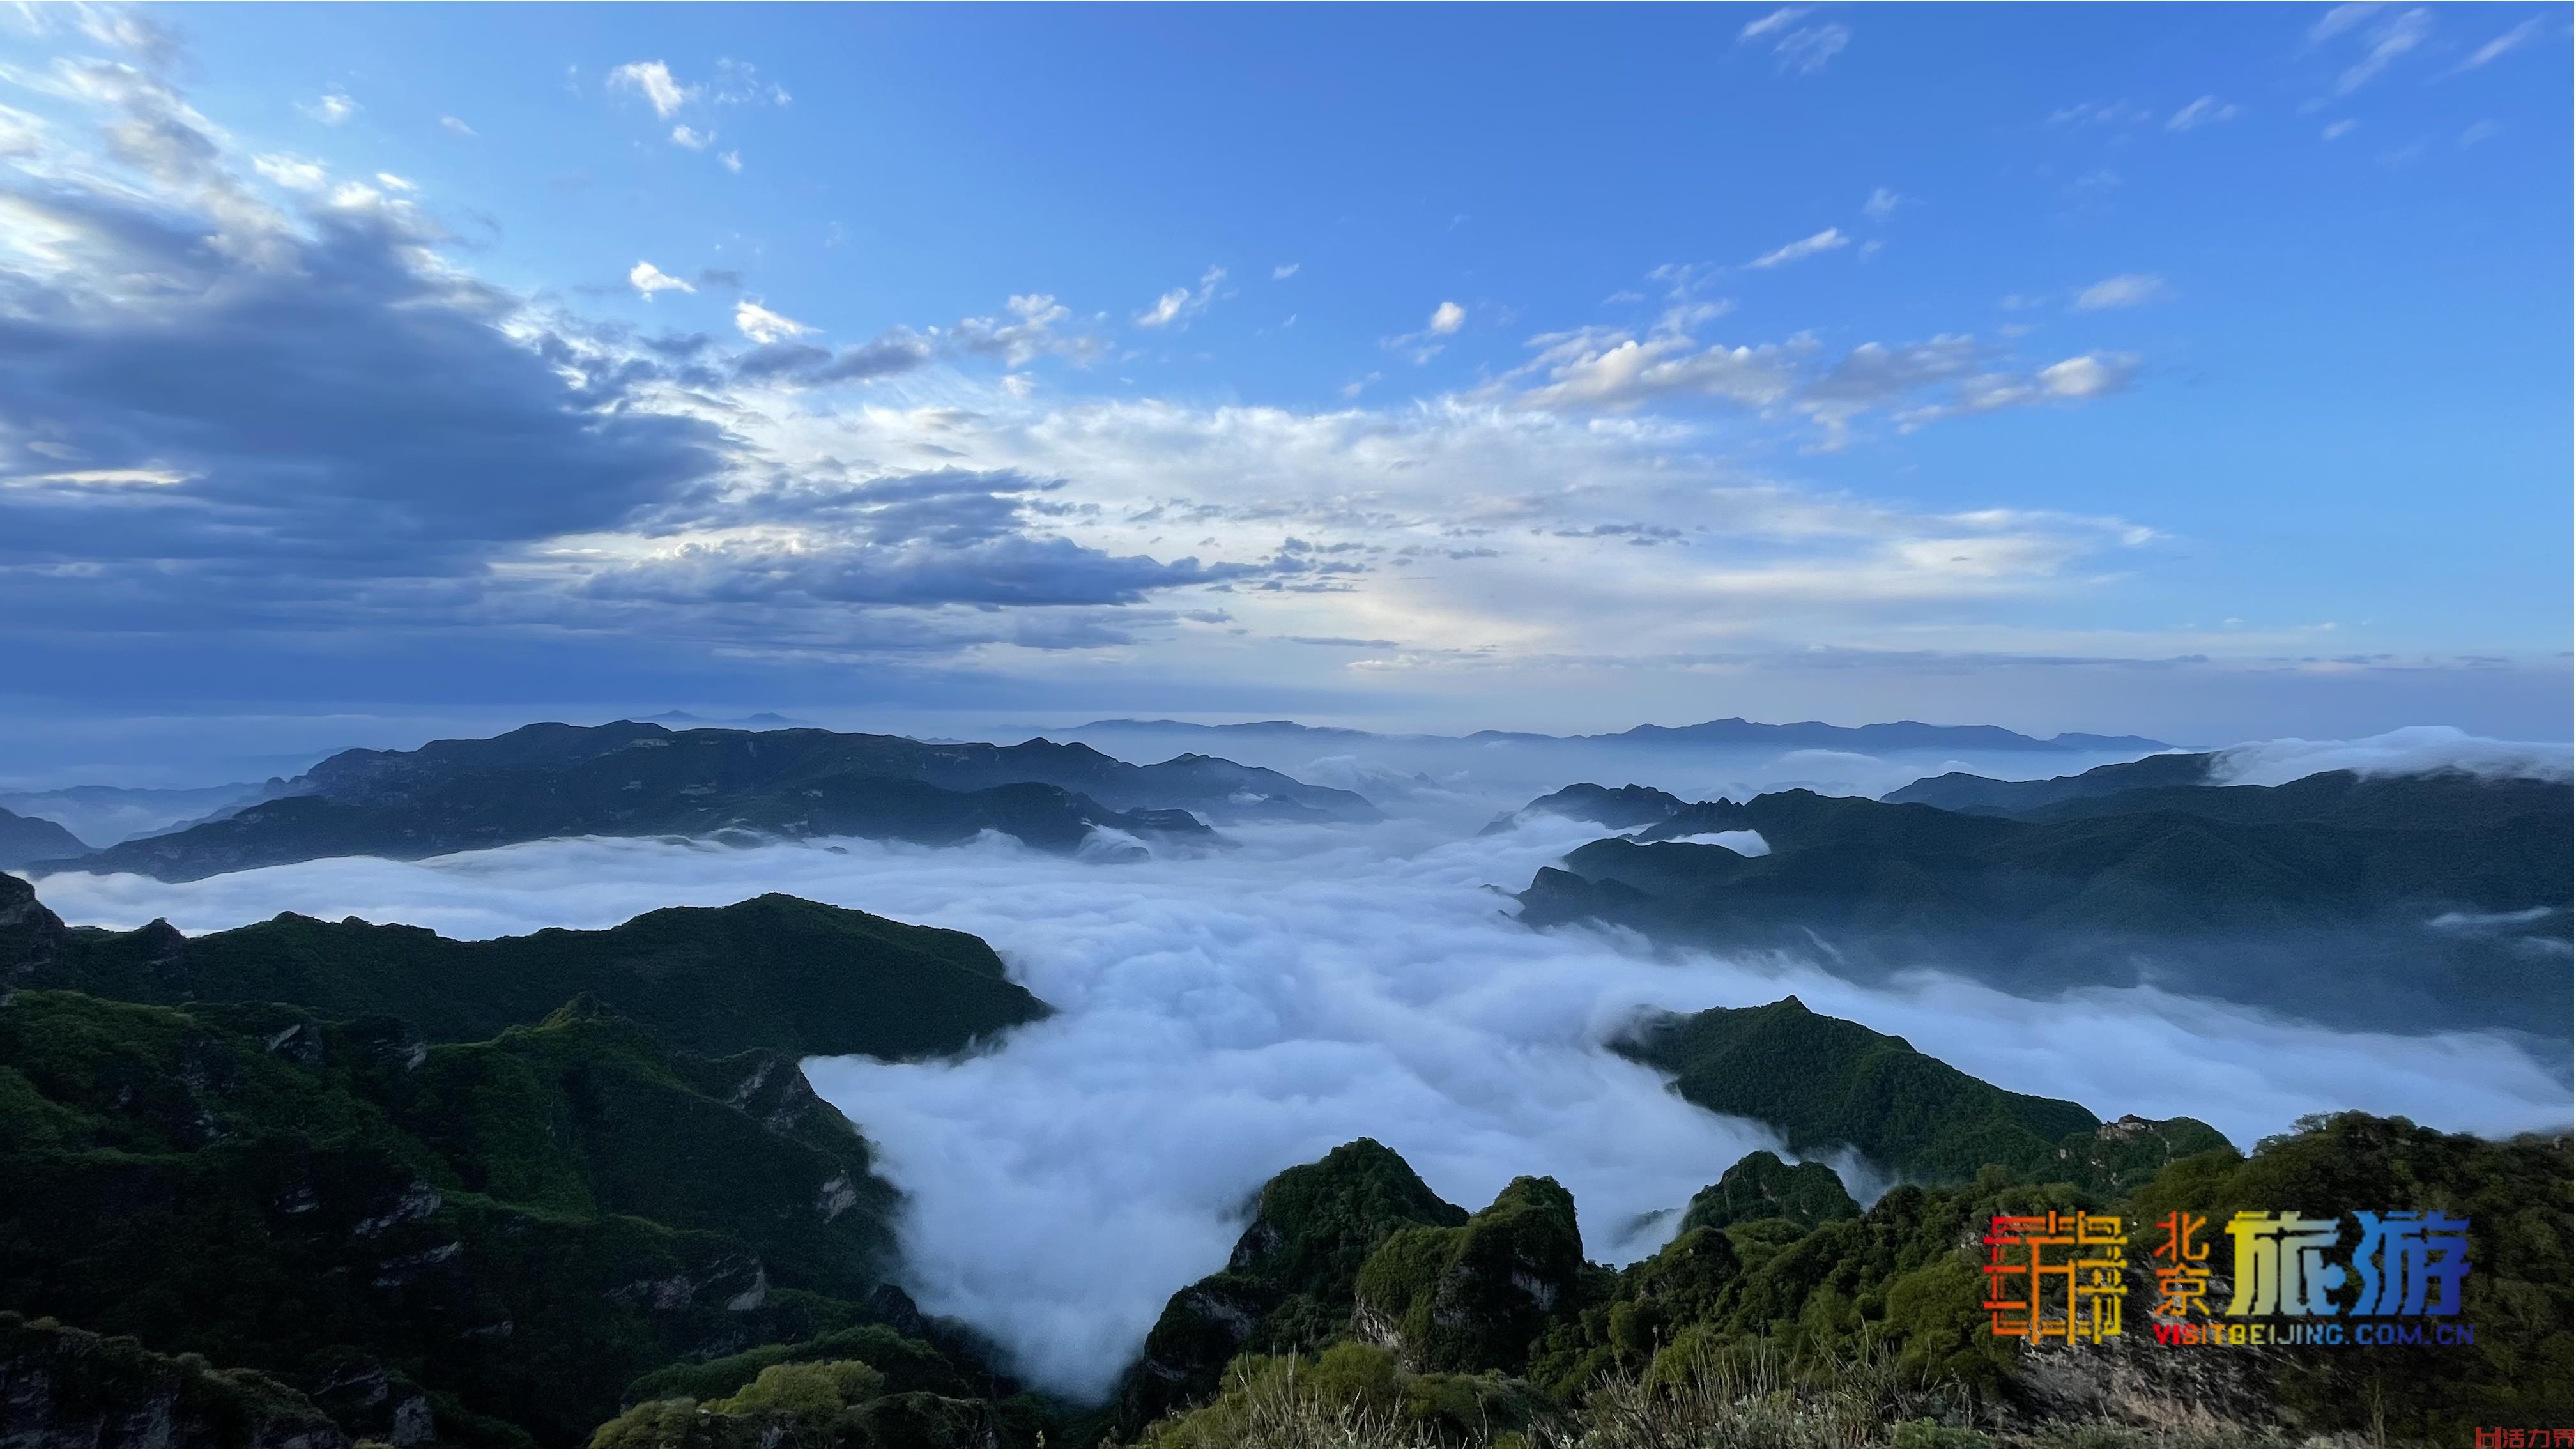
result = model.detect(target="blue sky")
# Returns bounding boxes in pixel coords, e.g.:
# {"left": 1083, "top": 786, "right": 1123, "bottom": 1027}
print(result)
{"left": 0, "top": 2, "right": 2568, "bottom": 753}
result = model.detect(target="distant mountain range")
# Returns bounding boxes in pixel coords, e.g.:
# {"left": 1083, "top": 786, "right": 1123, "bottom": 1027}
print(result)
{"left": 29, "top": 720, "right": 1377, "bottom": 882}
{"left": 1071, "top": 716, "right": 2172, "bottom": 753}
{"left": 0, "top": 782, "right": 271, "bottom": 852}
{"left": 1515, "top": 758, "right": 2572, "bottom": 1037}
{"left": 0, "top": 804, "right": 87, "bottom": 870}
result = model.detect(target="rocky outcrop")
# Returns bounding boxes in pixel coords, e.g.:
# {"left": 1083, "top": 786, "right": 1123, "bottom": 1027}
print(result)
{"left": 1349, "top": 1176, "right": 1586, "bottom": 1375}
{"left": 0, "top": 1314, "right": 350, "bottom": 1449}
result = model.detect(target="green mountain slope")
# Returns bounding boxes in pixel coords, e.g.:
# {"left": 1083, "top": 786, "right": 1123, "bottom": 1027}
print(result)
{"left": 1676, "top": 1149, "right": 1860, "bottom": 1233}
{"left": 3, "top": 873, "right": 1045, "bottom": 1062}
{"left": 0, "top": 988, "right": 993, "bottom": 1447}
{"left": 1112, "top": 1138, "right": 1469, "bottom": 1431}
{"left": 1121, "top": 1114, "right": 2570, "bottom": 1448}
{"left": 1614, "top": 996, "right": 2227, "bottom": 1188}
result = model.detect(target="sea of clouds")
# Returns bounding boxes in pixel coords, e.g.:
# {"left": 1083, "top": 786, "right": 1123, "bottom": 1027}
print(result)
{"left": 30, "top": 790, "right": 2572, "bottom": 1400}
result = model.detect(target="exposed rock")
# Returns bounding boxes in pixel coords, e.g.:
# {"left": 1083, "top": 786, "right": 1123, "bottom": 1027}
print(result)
{"left": 0, "top": 1313, "right": 350, "bottom": 1449}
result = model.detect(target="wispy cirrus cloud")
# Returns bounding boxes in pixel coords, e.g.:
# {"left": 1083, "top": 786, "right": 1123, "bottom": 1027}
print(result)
{"left": 1747, "top": 226, "right": 1850, "bottom": 269}
{"left": 2072, "top": 273, "right": 2170, "bottom": 310}
{"left": 2166, "top": 95, "right": 2243, "bottom": 132}
{"left": 2441, "top": 17, "right": 2543, "bottom": 77}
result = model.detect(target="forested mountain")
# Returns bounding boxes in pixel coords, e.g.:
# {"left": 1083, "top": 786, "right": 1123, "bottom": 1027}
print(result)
{"left": 2, "top": 873, "right": 1045, "bottom": 1062}
{"left": 1516, "top": 767, "right": 2572, "bottom": 1036}
{"left": 33, "top": 721, "right": 1376, "bottom": 881}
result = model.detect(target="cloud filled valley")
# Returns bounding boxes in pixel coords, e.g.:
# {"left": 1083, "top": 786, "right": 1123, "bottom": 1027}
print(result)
{"left": 30, "top": 790, "right": 2572, "bottom": 1400}
{"left": 2, "top": 8, "right": 2568, "bottom": 1446}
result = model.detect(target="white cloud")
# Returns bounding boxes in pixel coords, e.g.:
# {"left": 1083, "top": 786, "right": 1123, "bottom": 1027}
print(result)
{"left": 299, "top": 89, "right": 358, "bottom": 125}
{"left": 1862, "top": 187, "right": 1901, "bottom": 221}
{"left": 629, "top": 261, "right": 696, "bottom": 297}
{"left": 952, "top": 293, "right": 1104, "bottom": 365}
{"left": 1736, "top": 8, "right": 1846, "bottom": 73}
{"left": 719, "top": 149, "right": 743, "bottom": 173}
{"left": 1747, "top": 226, "right": 1849, "bottom": 269}
{"left": 2322, "top": 119, "right": 2360, "bottom": 141}
{"left": 2048, "top": 100, "right": 2152, "bottom": 128}
{"left": 1505, "top": 330, "right": 1798, "bottom": 413}
{"left": 1135, "top": 266, "right": 1226, "bottom": 328}
{"left": 2457, "top": 119, "right": 2502, "bottom": 148}
{"left": 2306, "top": 2, "right": 2384, "bottom": 45}
{"left": 439, "top": 114, "right": 477, "bottom": 138}
{"left": 2212, "top": 726, "right": 2570, "bottom": 787}
{"left": 1739, "top": 6, "right": 1809, "bottom": 40}
{"left": 250, "top": 153, "right": 328, "bottom": 192}
{"left": 2334, "top": 7, "right": 2432, "bottom": 94}
{"left": 42, "top": 823, "right": 2567, "bottom": 1399}
{"left": 1889, "top": 352, "right": 2139, "bottom": 431}
{"left": 1272, "top": 263, "right": 1300, "bottom": 280}
{"left": 608, "top": 60, "right": 696, "bottom": 118}
{"left": 735, "top": 298, "right": 811, "bottom": 342}
{"left": 0, "top": 103, "right": 43, "bottom": 158}
{"left": 374, "top": 172, "right": 416, "bottom": 192}
{"left": 2442, "top": 17, "right": 2543, "bottom": 76}
{"left": 2071, "top": 273, "right": 2170, "bottom": 310}
{"left": 1771, "top": 23, "right": 1850, "bottom": 75}
{"left": 2030, "top": 353, "right": 2132, "bottom": 398}
{"left": 1381, "top": 301, "right": 1472, "bottom": 365}
{"left": 670, "top": 123, "right": 713, "bottom": 150}
{"left": 2166, "top": 95, "right": 2242, "bottom": 132}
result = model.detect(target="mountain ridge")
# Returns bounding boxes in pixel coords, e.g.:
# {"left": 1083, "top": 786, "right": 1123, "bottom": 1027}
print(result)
{"left": 1071, "top": 716, "right": 2172, "bottom": 753}
{"left": 32, "top": 720, "right": 1379, "bottom": 882}
{"left": 1514, "top": 768, "right": 2572, "bottom": 1036}
{"left": 1, "top": 871, "right": 1047, "bottom": 1062}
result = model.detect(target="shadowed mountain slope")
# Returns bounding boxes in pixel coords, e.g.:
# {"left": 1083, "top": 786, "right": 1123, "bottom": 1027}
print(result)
{"left": 36, "top": 721, "right": 1377, "bottom": 882}
{"left": 0, "top": 804, "right": 87, "bottom": 871}
{"left": 1517, "top": 769, "right": 2572, "bottom": 1036}
{"left": 0, "top": 989, "right": 975, "bottom": 1447}
{"left": 1, "top": 872, "right": 1045, "bottom": 1062}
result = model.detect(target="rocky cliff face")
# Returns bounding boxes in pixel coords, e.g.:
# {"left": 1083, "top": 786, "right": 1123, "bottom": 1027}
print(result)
{"left": 0, "top": 871, "right": 68, "bottom": 985}
{"left": 0, "top": 1314, "right": 351, "bottom": 1449}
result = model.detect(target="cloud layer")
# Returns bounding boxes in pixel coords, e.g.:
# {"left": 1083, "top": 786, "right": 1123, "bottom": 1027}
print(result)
{"left": 29, "top": 805, "right": 2570, "bottom": 1399}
